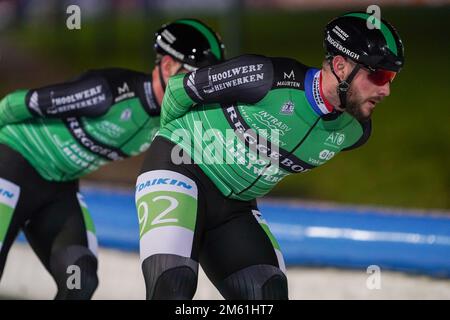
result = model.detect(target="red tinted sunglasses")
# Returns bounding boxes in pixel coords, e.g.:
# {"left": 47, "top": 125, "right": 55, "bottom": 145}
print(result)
{"left": 367, "top": 69, "right": 397, "bottom": 86}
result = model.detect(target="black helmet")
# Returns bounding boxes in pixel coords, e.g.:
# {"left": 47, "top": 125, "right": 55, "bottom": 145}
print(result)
{"left": 154, "top": 18, "right": 225, "bottom": 71}
{"left": 324, "top": 12, "right": 404, "bottom": 72}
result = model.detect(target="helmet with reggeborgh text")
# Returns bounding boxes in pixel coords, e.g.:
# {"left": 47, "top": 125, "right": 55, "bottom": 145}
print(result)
{"left": 324, "top": 11, "right": 404, "bottom": 72}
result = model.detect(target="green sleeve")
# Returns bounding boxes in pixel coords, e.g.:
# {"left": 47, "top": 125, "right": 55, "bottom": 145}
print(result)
{"left": 160, "top": 74, "right": 195, "bottom": 127}
{"left": 0, "top": 90, "right": 33, "bottom": 127}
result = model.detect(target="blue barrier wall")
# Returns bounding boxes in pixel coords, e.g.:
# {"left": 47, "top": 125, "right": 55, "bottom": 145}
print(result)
{"left": 81, "top": 186, "right": 450, "bottom": 278}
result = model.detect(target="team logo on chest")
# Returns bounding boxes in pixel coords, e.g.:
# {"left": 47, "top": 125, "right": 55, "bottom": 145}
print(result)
{"left": 280, "top": 101, "right": 295, "bottom": 115}
{"left": 120, "top": 108, "right": 132, "bottom": 121}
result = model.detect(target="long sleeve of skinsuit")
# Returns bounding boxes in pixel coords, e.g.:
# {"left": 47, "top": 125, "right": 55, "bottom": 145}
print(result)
{"left": 160, "top": 54, "right": 274, "bottom": 127}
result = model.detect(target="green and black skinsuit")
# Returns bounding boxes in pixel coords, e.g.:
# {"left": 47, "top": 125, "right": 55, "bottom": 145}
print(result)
{"left": 135, "top": 55, "right": 371, "bottom": 299}
{"left": 0, "top": 68, "right": 160, "bottom": 299}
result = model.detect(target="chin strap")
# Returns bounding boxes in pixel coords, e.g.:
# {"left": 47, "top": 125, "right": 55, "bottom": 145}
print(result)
{"left": 328, "top": 56, "right": 361, "bottom": 109}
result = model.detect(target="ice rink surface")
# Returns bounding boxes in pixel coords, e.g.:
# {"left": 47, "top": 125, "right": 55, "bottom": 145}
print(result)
{"left": 1, "top": 243, "right": 449, "bottom": 300}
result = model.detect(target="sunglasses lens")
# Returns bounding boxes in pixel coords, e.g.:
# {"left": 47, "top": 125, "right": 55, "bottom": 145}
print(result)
{"left": 368, "top": 69, "right": 397, "bottom": 85}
